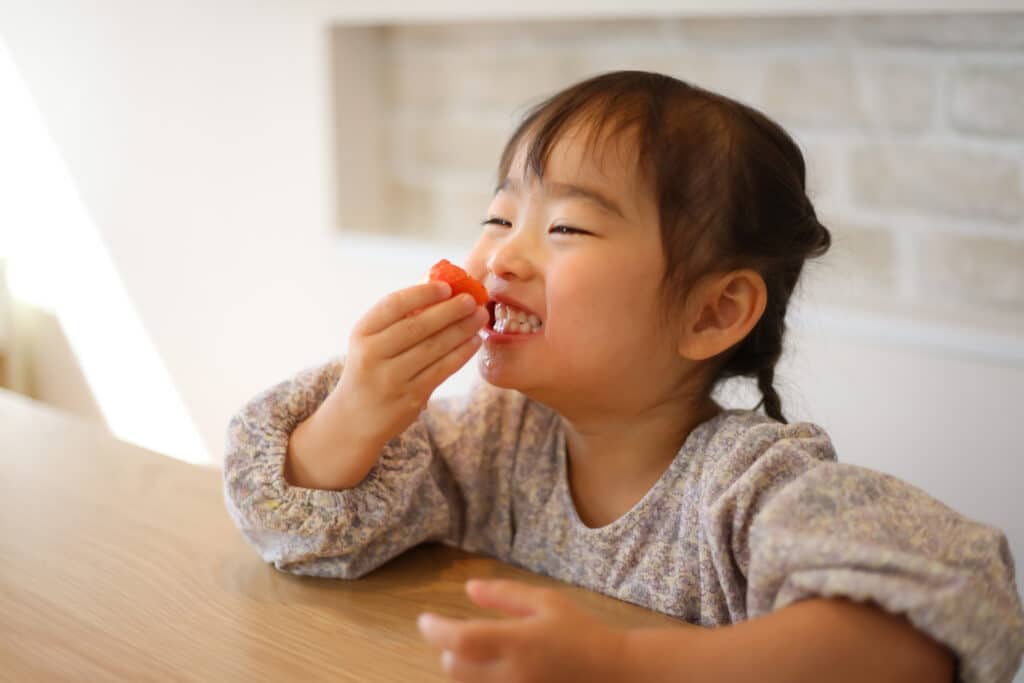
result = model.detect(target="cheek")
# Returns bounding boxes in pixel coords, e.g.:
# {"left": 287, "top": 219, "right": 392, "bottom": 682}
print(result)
{"left": 463, "top": 238, "right": 490, "bottom": 283}
{"left": 548, "top": 266, "right": 633, "bottom": 332}
{"left": 548, "top": 261, "right": 663, "bottom": 343}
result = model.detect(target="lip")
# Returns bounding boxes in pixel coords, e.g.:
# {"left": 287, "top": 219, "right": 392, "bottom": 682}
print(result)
{"left": 481, "top": 292, "right": 543, "bottom": 344}
{"left": 490, "top": 293, "right": 541, "bottom": 319}
{"left": 479, "top": 326, "right": 540, "bottom": 344}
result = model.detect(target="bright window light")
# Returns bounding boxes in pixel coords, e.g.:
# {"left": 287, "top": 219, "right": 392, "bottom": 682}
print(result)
{"left": 0, "top": 38, "right": 209, "bottom": 464}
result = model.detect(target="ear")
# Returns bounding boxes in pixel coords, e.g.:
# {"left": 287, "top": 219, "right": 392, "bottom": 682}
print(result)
{"left": 678, "top": 269, "right": 767, "bottom": 361}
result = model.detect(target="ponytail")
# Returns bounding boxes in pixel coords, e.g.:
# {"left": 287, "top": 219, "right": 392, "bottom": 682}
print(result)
{"left": 755, "top": 365, "right": 785, "bottom": 424}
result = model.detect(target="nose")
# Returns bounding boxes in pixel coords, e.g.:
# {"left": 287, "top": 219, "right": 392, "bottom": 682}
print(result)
{"left": 486, "top": 227, "right": 537, "bottom": 282}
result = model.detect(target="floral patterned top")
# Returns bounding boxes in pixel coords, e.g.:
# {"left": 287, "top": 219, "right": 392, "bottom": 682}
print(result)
{"left": 223, "top": 357, "right": 1024, "bottom": 682}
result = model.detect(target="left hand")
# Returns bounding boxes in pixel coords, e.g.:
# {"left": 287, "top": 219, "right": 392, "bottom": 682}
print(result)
{"left": 417, "top": 579, "right": 627, "bottom": 683}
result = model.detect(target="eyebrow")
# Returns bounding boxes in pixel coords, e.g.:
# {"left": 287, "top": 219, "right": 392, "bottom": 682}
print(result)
{"left": 495, "top": 177, "right": 626, "bottom": 220}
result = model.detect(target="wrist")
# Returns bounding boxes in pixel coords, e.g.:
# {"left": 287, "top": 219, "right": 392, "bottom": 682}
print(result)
{"left": 617, "top": 628, "right": 658, "bottom": 683}
{"left": 284, "top": 394, "right": 385, "bottom": 490}
{"left": 319, "top": 389, "right": 391, "bottom": 464}
{"left": 605, "top": 628, "right": 639, "bottom": 683}
{"left": 617, "top": 626, "right": 711, "bottom": 683}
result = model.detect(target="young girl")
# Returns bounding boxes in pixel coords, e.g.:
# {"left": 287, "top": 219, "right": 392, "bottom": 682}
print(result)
{"left": 223, "top": 71, "right": 1024, "bottom": 682}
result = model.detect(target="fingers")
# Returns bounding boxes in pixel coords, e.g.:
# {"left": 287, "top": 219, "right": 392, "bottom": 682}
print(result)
{"left": 465, "top": 580, "right": 549, "bottom": 618}
{"left": 418, "top": 613, "right": 510, "bottom": 663}
{"left": 398, "top": 305, "right": 485, "bottom": 377}
{"left": 410, "top": 331, "right": 484, "bottom": 397}
{"left": 440, "top": 650, "right": 498, "bottom": 683}
{"left": 355, "top": 281, "right": 452, "bottom": 336}
{"left": 377, "top": 293, "right": 485, "bottom": 360}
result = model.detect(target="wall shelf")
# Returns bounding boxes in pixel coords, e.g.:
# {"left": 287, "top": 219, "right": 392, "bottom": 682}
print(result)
{"left": 321, "top": 0, "right": 1024, "bottom": 25}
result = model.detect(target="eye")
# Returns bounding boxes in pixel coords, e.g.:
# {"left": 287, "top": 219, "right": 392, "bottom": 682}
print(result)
{"left": 480, "top": 217, "right": 512, "bottom": 228}
{"left": 549, "top": 225, "right": 590, "bottom": 236}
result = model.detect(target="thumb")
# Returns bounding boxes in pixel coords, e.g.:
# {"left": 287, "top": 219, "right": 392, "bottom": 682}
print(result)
{"left": 465, "top": 579, "right": 549, "bottom": 618}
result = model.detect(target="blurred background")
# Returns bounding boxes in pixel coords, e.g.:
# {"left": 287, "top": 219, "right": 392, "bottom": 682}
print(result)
{"left": 1, "top": 0, "right": 1022, "bottom": 628}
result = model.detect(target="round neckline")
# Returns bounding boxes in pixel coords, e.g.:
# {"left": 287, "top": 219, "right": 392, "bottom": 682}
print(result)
{"left": 555, "top": 409, "right": 739, "bottom": 534}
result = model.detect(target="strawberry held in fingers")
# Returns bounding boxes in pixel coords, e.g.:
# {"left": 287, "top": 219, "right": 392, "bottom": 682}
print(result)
{"left": 428, "top": 259, "right": 489, "bottom": 307}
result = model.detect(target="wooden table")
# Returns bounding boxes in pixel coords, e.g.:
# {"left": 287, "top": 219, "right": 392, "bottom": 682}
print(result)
{"left": 0, "top": 389, "right": 682, "bottom": 681}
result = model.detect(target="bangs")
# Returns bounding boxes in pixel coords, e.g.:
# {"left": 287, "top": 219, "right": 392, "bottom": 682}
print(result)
{"left": 495, "top": 77, "right": 657, "bottom": 191}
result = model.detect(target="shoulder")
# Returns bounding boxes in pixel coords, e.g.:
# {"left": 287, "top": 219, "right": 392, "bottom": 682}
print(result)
{"left": 695, "top": 409, "right": 838, "bottom": 504}
{"left": 421, "top": 380, "right": 557, "bottom": 450}
{"left": 701, "top": 409, "right": 836, "bottom": 461}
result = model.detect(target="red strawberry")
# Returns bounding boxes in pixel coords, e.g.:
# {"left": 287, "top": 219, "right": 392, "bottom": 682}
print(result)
{"left": 428, "top": 259, "right": 489, "bottom": 306}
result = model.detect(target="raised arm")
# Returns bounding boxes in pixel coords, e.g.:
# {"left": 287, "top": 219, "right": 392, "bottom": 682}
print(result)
{"left": 222, "top": 280, "right": 494, "bottom": 578}
{"left": 222, "top": 357, "right": 447, "bottom": 578}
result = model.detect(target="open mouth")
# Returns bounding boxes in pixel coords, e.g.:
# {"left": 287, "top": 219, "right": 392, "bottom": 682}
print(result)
{"left": 486, "top": 300, "right": 543, "bottom": 335}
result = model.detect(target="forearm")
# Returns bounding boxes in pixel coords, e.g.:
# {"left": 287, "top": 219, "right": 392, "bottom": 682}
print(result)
{"left": 284, "top": 392, "right": 384, "bottom": 491}
{"left": 621, "top": 598, "right": 954, "bottom": 683}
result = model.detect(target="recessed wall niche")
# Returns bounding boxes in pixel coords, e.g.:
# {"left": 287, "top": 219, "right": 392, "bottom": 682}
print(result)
{"left": 329, "top": 20, "right": 668, "bottom": 243}
{"left": 328, "top": 16, "right": 1024, "bottom": 344}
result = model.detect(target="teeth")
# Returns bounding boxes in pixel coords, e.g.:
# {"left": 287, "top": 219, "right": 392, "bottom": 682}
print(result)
{"left": 493, "top": 302, "right": 542, "bottom": 335}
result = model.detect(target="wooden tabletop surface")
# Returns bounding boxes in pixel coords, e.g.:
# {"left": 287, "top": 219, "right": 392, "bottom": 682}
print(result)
{"left": 0, "top": 389, "right": 682, "bottom": 681}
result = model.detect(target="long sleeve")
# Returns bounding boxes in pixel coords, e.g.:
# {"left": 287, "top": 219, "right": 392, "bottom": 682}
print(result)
{"left": 222, "top": 357, "right": 530, "bottom": 579}
{"left": 701, "top": 418, "right": 1024, "bottom": 683}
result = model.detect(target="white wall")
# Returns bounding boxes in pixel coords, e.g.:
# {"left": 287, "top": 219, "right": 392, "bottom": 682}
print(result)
{"left": 0, "top": 0, "right": 344, "bottom": 450}
{"left": 1, "top": 0, "right": 1021, "bottom": 654}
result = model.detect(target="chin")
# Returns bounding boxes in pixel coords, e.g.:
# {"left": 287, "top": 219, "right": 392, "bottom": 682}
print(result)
{"left": 476, "top": 355, "right": 542, "bottom": 397}
{"left": 477, "top": 357, "right": 517, "bottom": 389}
{"left": 478, "top": 356, "right": 581, "bottom": 409}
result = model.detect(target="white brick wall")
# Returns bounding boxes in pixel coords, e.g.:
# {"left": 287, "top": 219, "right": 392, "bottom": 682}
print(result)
{"left": 336, "top": 12, "right": 1024, "bottom": 334}
{"left": 849, "top": 143, "right": 1021, "bottom": 221}
{"left": 951, "top": 65, "right": 1024, "bottom": 136}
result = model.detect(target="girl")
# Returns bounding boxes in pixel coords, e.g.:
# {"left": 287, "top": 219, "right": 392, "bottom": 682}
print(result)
{"left": 223, "top": 71, "right": 1024, "bottom": 682}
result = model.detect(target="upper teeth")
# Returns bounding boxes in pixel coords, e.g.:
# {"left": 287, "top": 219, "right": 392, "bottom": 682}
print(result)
{"left": 494, "top": 302, "right": 542, "bottom": 335}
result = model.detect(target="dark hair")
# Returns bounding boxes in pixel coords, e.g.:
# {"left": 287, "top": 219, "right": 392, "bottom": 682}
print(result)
{"left": 496, "top": 70, "right": 831, "bottom": 423}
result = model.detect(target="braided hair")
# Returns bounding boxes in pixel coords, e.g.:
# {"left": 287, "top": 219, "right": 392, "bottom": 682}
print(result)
{"left": 497, "top": 71, "right": 831, "bottom": 423}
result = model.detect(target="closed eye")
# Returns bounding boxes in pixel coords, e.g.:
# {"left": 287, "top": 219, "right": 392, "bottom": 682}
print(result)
{"left": 480, "top": 218, "right": 591, "bottom": 236}
{"left": 549, "top": 225, "right": 590, "bottom": 236}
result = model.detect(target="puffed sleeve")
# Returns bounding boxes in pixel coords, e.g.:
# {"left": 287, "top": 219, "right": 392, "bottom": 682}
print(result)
{"left": 222, "top": 357, "right": 525, "bottom": 579}
{"left": 702, "top": 418, "right": 1024, "bottom": 683}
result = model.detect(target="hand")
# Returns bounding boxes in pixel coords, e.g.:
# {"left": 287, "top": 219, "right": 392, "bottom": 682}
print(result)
{"left": 418, "top": 579, "right": 627, "bottom": 683}
{"left": 334, "top": 280, "right": 487, "bottom": 440}
{"left": 287, "top": 281, "right": 487, "bottom": 490}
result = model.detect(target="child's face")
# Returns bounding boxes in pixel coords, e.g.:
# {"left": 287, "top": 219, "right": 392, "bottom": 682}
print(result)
{"left": 465, "top": 124, "right": 693, "bottom": 417}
